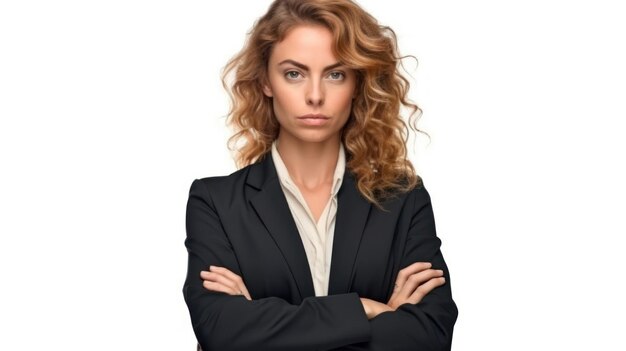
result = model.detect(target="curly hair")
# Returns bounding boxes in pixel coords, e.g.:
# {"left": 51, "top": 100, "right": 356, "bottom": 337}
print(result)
{"left": 222, "top": 0, "right": 426, "bottom": 208}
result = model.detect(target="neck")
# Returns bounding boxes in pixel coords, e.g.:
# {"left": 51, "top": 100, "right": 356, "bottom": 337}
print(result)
{"left": 275, "top": 134, "right": 341, "bottom": 190}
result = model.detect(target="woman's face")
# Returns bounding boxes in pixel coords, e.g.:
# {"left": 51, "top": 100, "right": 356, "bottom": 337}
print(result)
{"left": 263, "top": 25, "right": 356, "bottom": 145}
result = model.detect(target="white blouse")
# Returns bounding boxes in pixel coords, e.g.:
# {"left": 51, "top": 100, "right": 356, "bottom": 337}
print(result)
{"left": 270, "top": 140, "right": 346, "bottom": 296}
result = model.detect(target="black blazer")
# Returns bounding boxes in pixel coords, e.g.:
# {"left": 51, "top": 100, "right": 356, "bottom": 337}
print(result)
{"left": 183, "top": 154, "right": 458, "bottom": 350}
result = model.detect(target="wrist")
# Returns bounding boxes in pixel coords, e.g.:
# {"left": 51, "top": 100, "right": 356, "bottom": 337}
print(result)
{"left": 360, "top": 297, "right": 392, "bottom": 320}
{"left": 359, "top": 298, "right": 372, "bottom": 319}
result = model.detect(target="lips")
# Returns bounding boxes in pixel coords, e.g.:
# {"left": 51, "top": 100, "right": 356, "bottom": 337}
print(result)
{"left": 297, "top": 114, "right": 330, "bottom": 120}
{"left": 296, "top": 114, "right": 330, "bottom": 126}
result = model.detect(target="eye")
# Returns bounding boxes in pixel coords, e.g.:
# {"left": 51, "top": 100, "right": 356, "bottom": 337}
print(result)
{"left": 328, "top": 71, "right": 345, "bottom": 80}
{"left": 285, "top": 71, "right": 302, "bottom": 80}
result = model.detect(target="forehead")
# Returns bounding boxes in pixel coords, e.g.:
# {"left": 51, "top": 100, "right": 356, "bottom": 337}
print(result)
{"left": 269, "top": 25, "right": 338, "bottom": 65}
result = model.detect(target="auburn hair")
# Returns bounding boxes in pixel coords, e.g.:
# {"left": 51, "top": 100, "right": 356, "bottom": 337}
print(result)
{"left": 222, "top": 0, "right": 426, "bottom": 208}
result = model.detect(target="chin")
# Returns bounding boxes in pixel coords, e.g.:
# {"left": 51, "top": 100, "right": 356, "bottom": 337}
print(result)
{"left": 294, "top": 131, "right": 339, "bottom": 144}
{"left": 279, "top": 125, "right": 344, "bottom": 145}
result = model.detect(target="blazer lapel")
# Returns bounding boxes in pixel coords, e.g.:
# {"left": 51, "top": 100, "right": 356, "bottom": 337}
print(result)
{"left": 246, "top": 153, "right": 372, "bottom": 298}
{"left": 247, "top": 154, "right": 316, "bottom": 300}
{"left": 328, "top": 172, "right": 371, "bottom": 295}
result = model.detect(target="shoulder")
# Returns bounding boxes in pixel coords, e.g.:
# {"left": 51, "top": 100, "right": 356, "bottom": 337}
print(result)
{"left": 188, "top": 156, "right": 273, "bottom": 206}
{"left": 366, "top": 176, "right": 432, "bottom": 217}
{"left": 194, "top": 167, "right": 248, "bottom": 187}
{"left": 394, "top": 176, "right": 434, "bottom": 216}
{"left": 409, "top": 176, "right": 430, "bottom": 200}
{"left": 188, "top": 163, "right": 253, "bottom": 197}
{"left": 378, "top": 174, "right": 430, "bottom": 204}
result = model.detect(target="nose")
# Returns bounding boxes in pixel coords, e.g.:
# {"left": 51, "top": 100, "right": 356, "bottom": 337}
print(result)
{"left": 305, "top": 79, "right": 324, "bottom": 106}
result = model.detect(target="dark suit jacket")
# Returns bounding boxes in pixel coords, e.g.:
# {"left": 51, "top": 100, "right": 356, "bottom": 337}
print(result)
{"left": 183, "top": 153, "right": 458, "bottom": 350}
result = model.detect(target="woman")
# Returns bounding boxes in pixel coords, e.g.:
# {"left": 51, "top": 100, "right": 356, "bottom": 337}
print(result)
{"left": 183, "top": 0, "right": 458, "bottom": 349}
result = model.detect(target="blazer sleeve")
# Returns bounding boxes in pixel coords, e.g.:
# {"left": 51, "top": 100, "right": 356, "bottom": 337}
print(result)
{"left": 330, "top": 185, "right": 458, "bottom": 351}
{"left": 182, "top": 179, "right": 372, "bottom": 351}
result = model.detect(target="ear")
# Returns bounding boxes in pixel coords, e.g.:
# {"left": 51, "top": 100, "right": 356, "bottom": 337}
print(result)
{"left": 262, "top": 81, "right": 273, "bottom": 98}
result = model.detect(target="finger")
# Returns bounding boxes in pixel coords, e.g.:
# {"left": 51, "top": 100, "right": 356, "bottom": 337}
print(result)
{"left": 210, "top": 266, "right": 251, "bottom": 300}
{"left": 400, "top": 269, "right": 444, "bottom": 297}
{"left": 202, "top": 272, "right": 251, "bottom": 300}
{"left": 408, "top": 276, "right": 446, "bottom": 304}
{"left": 240, "top": 285, "right": 252, "bottom": 301}
{"left": 201, "top": 271, "right": 239, "bottom": 292}
{"left": 242, "top": 290, "right": 252, "bottom": 301}
{"left": 388, "top": 262, "right": 433, "bottom": 304}
{"left": 394, "top": 262, "right": 432, "bottom": 291}
{"left": 206, "top": 267, "right": 251, "bottom": 300}
{"left": 202, "top": 280, "right": 243, "bottom": 296}
{"left": 209, "top": 266, "right": 241, "bottom": 281}
{"left": 203, "top": 280, "right": 250, "bottom": 300}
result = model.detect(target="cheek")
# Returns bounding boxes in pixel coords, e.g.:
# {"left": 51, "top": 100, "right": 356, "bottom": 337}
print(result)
{"left": 331, "top": 87, "right": 355, "bottom": 113}
{"left": 271, "top": 84, "right": 300, "bottom": 113}
{"left": 335, "top": 78, "right": 356, "bottom": 104}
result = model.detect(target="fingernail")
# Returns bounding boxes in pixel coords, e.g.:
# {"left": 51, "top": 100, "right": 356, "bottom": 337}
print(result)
{"left": 438, "top": 270, "right": 444, "bottom": 274}
{"left": 209, "top": 265, "right": 214, "bottom": 271}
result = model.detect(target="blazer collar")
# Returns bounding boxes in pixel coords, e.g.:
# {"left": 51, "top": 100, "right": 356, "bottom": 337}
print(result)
{"left": 246, "top": 153, "right": 371, "bottom": 299}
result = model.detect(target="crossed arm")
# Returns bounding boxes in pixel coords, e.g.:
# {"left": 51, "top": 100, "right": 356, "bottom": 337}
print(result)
{"left": 201, "top": 262, "right": 446, "bottom": 320}
{"left": 183, "top": 179, "right": 457, "bottom": 350}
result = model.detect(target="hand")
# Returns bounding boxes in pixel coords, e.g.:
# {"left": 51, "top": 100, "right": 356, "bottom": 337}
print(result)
{"left": 200, "top": 265, "right": 252, "bottom": 300}
{"left": 386, "top": 262, "right": 446, "bottom": 310}
{"left": 360, "top": 297, "right": 393, "bottom": 320}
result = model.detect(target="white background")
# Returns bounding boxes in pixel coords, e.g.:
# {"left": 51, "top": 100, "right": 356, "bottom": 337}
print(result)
{"left": 1, "top": 0, "right": 625, "bottom": 349}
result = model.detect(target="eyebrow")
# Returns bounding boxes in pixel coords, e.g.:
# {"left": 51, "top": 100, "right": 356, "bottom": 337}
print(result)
{"left": 277, "top": 59, "right": 343, "bottom": 71}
